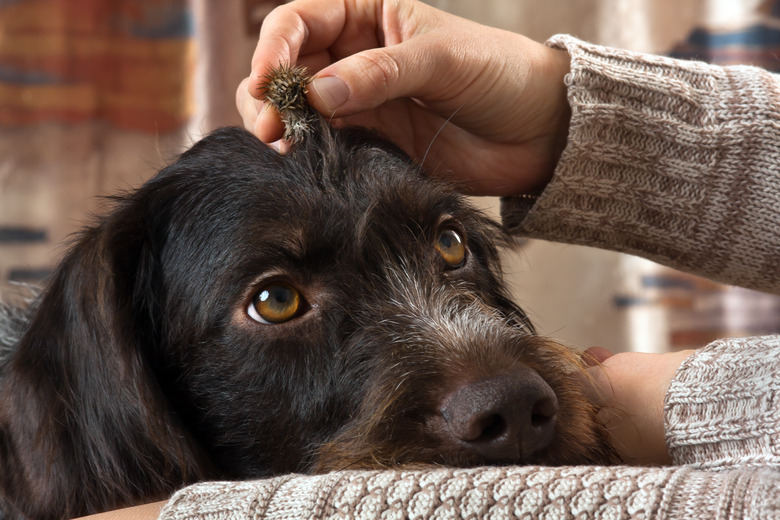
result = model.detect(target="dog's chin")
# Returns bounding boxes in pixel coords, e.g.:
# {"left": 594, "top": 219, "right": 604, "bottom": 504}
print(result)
{"left": 309, "top": 328, "right": 621, "bottom": 472}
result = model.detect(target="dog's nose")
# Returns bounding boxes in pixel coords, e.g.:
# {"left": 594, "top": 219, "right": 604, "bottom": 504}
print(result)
{"left": 439, "top": 367, "right": 558, "bottom": 462}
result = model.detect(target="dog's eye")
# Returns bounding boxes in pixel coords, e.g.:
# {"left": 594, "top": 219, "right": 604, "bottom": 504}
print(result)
{"left": 247, "top": 282, "right": 302, "bottom": 324}
{"left": 435, "top": 228, "right": 466, "bottom": 268}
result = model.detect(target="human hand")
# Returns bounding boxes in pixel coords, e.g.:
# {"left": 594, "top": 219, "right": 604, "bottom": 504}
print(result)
{"left": 236, "top": 0, "right": 572, "bottom": 196}
{"left": 583, "top": 347, "right": 696, "bottom": 465}
{"left": 72, "top": 501, "right": 166, "bottom": 520}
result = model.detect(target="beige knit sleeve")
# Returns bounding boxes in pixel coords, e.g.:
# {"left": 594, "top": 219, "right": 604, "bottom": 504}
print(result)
{"left": 501, "top": 35, "right": 780, "bottom": 294}
{"left": 665, "top": 335, "right": 780, "bottom": 468}
{"left": 158, "top": 465, "right": 780, "bottom": 519}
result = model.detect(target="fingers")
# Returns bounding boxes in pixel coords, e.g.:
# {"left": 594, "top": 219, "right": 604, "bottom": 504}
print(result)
{"left": 241, "top": 0, "right": 462, "bottom": 141}
{"left": 306, "top": 36, "right": 439, "bottom": 117}
{"left": 242, "top": 0, "right": 351, "bottom": 141}
{"left": 236, "top": 77, "right": 285, "bottom": 142}
{"left": 236, "top": 77, "right": 258, "bottom": 133}
{"left": 249, "top": 0, "right": 346, "bottom": 88}
{"left": 307, "top": 48, "right": 407, "bottom": 116}
{"left": 304, "top": 4, "right": 468, "bottom": 118}
{"left": 240, "top": 0, "right": 363, "bottom": 141}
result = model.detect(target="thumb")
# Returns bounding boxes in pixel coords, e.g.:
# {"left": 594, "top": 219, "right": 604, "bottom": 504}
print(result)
{"left": 307, "top": 39, "right": 452, "bottom": 118}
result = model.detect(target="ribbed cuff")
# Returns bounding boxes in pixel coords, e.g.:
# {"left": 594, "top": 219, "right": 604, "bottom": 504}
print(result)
{"left": 665, "top": 336, "right": 780, "bottom": 469}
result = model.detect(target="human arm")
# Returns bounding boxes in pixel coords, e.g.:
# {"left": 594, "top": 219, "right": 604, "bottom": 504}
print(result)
{"left": 71, "top": 501, "right": 166, "bottom": 520}
{"left": 586, "top": 336, "right": 780, "bottom": 469}
{"left": 157, "top": 466, "right": 780, "bottom": 519}
{"left": 502, "top": 35, "right": 780, "bottom": 293}
{"left": 665, "top": 336, "right": 780, "bottom": 468}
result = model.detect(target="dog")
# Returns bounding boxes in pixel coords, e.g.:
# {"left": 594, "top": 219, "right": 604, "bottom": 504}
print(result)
{"left": 0, "top": 119, "right": 616, "bottom": 518}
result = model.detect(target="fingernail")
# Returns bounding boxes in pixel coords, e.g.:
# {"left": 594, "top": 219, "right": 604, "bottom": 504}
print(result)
{"left": 310, "top": 76, "right": 350, "bottom": 112}
{"left": 267, "top": 139, "right": 282, "bottom": 152}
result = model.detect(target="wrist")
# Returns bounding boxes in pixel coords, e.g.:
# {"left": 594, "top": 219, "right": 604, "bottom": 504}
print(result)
{"left": 514, "top": 44, "right": 571, "bottom": 194}
{"left": 547, "top": 48, "right": 572, "bottom": 176}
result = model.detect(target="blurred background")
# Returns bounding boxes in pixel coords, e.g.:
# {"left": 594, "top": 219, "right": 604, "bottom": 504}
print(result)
{"left": 1, "top": 0, "right": 779, "bottom": 353}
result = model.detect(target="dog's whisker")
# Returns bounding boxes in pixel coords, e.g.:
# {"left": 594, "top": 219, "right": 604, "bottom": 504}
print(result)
{"left": 418, "top": 104, "right": 466, "bottom": 176}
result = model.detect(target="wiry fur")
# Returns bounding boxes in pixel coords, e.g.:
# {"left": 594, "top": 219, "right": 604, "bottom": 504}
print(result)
{"left": 257, "top": 64, "right": 318, "bottom": 143}
{"left": 0, "top": 120, "right": 617, "bottom": 519}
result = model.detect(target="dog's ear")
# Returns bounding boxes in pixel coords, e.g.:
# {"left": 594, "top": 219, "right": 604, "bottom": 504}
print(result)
{"left": 0, "top": 179, "right": 208, "bottom": 518}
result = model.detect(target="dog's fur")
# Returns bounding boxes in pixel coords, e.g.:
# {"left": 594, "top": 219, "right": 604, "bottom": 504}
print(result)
{"left": 0, "top": 124, "right": 616, "bottom": 519}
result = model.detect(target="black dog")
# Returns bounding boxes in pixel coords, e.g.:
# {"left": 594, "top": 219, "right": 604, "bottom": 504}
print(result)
{"left": 0, "top": 123, "right": 615, "bottom": 519}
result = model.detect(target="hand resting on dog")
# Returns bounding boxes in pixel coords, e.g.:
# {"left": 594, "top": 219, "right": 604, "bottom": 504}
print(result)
{"left": 582, "top": 348, "right": 696, "bottom": 466}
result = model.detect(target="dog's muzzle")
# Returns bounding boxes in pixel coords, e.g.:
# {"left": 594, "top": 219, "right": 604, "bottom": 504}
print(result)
{"left": 437, "top": 366, "right": 559, "bottom": 462}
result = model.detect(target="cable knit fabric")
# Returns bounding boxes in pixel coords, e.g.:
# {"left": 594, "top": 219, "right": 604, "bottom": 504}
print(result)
{"left": 502, "top": 35, "right": 780, "bottom": 294}
{"left": 159, "top": 37, "right": 780, "bottom": 519}
{"left": 160, "top": 466, "right": 780, "bottom": 519}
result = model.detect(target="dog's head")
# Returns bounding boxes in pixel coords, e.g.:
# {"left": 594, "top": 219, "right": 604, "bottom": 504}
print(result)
{"left": 0, "top": 124, "right": 614, "bottom": 518}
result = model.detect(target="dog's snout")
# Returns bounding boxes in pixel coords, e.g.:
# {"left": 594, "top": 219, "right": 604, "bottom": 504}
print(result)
{"left": 439, "top": 368, "right": 558, "bottom": 462}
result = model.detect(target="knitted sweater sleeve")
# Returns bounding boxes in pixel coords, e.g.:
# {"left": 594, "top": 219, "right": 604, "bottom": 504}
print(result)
{"left": 501, "top": 35, "right": 780, "bottom": 294}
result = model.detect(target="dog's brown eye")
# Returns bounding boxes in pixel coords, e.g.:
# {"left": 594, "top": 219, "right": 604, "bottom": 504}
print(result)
{"left": 435, "top": 228, "right": 466, "bottom": 268}
{"left": 248, "top": 282, "right": 302, "bottom": 324}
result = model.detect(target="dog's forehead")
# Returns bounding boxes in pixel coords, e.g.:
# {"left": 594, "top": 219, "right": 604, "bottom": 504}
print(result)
{"left": 259, "top": 144, "right": 464, "bottom": 241}
{"left": 167, "top": 126, "right": 457, "bottom": 227}
{"left": 156, "top": 127, "right": 484, "bottom": 283}
{"left": 197, "top": 134, "right": 457, "bottom": 232}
